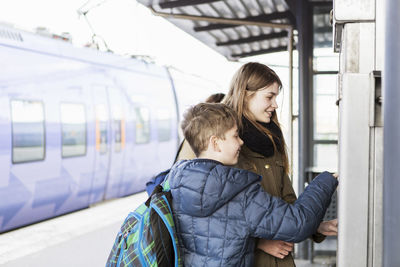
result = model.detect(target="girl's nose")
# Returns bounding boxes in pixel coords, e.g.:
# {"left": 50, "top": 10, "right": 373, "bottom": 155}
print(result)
{"left": 271, "top": 98, "right": 278, "bottom": 109}
{"left": 239, "top": 137, "right": 244, "bottom": 146}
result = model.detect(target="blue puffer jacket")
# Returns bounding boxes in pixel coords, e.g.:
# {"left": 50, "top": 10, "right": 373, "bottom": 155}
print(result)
{"left": 166, "top": 159, "right": 338, "bottom": 267}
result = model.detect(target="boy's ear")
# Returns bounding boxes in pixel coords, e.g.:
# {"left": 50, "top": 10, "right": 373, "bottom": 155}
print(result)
{"left": 209, "top": 135, "right": 221, "bottom": 152}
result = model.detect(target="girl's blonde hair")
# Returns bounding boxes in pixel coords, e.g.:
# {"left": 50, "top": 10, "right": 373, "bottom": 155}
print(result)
{"left": 224, "top": 62, "right": 289, "bottom": 174}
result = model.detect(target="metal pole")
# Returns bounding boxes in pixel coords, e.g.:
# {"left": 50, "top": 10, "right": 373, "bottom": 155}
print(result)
{"left": 383, "top": 0, "right": 400, "bottom": 265}
{"left": 296, "top": 0, "right": 313, "bottom": 259}
{"left": 297, "top": 0, "right": 313, "bottom": 195}
{"left": 288, "top": 27, "right": 294, "bottom": 178}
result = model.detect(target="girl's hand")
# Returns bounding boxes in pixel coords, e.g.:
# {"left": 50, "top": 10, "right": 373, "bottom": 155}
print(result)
{"left": 257, "top": 239, "right": 294, "bottom": 259}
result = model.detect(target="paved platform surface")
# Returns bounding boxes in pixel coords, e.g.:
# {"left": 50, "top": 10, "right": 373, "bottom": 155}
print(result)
{"left": 0, "top": 191, "right": 148, "bottom": 267}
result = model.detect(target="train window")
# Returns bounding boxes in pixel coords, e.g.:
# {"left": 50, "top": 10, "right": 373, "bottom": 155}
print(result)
{"left": 96, "top": 104, "right": 108, "bottom": 154}
{"left": 60, "top": 103, "right": 87, "bottom": 157}
{"left": 113, "top": 119, "right": 125, "bottom": 152}
{"left": 156, "top": 109, "right": 171, "bottom": 142}
{"left": 111, "top": 105, "right": 125, "bottom": 153}
{"left": 11, "top": 100, "right": 45, "bottom": 163}
{"left": 135, "top": 107, "right": 150, "bottom": 144}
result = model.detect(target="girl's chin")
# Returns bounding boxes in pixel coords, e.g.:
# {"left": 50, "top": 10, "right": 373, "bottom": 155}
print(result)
{"left": 259, "top": 118, "right": 271, "bottom": 123}
{"left": 254, "top": 114, "right": 271, "bottom": 123}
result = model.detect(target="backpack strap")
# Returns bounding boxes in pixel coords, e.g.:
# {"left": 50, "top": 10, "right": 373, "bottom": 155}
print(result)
{"left": 173, "top": 139, "right": 185, "bottom": 164}
{"left": 146, "top": 169, "right": 171, "bottom": 196}
{"left": 145, "top": 184, "right": 163, "bottom": 206}
{"left": 150, "top": 191, "right": 181, "bottom": 267}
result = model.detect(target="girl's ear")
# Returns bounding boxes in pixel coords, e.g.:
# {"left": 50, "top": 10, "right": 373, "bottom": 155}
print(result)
{"left": 210, "top": 135, "right": 221, "bottom": 152}
{"left": 244, "top": 90, "right": 252, "bottom": 106}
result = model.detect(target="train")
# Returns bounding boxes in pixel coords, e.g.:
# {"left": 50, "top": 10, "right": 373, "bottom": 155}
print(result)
{"left": 0, "top": 23, "right": 219, "bottom": 233}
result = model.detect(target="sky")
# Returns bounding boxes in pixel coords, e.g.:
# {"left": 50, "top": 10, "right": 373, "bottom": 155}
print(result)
{"left": 0, "top": 0, "right": 296, "bottom": 90}
{"left": 0, "top": 0, "right": 236, "bottom": 88}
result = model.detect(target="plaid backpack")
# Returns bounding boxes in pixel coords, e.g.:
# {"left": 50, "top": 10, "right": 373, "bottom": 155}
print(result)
{"left": 106, "top": 180, "right": 181, "bottom": 267}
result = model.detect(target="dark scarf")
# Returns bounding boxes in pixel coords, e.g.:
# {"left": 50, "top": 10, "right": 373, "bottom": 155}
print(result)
{"left": 240, "top": 116, "right": 283, "bottom": 158}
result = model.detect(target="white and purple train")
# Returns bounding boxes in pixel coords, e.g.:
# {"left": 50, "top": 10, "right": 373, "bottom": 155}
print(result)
{"left": 0, "top": 24, "right": 219, "bottom": 233}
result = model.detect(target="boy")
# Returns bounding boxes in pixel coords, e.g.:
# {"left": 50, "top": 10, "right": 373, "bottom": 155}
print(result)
{"left": 165, "top": 103, "right": 337, "bottom": 266}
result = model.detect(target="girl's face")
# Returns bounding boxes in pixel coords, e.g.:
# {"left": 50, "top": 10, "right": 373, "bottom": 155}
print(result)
{"left": 245, "top": 82, "right": 279, "bottom": 123}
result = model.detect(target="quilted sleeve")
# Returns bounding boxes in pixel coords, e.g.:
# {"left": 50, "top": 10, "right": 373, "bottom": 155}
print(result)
{"left": 281, "top": 173, "right": 297, "bottom": 204}
{"left": 243, "top": 172, "right": 338, "bottom": 243}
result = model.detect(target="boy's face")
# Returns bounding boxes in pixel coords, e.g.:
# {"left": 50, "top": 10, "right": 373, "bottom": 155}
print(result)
{"left": 217, "top": 125, "right": 244, "bottom": 165}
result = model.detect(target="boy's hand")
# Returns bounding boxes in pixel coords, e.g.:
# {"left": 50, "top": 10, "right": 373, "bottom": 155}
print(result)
{"left": 332, "top": 173, "right": 339, "bottom": 178}
{"left": 257, "top": 239, "right": 293, "bottom": 259}
{"left": 317, "top": 219, "right": 338, "bottom": 236}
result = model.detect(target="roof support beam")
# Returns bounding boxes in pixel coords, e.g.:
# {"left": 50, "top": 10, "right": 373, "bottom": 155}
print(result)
{"left": 193, "top": 23, "right": 234, "bottom": 32}
{"left": 148, "top": 6, "right": 292, "bottom": 29}
{"left": 231, "top": 45, "right": 293, "bottom": 58}
{"left": 159, "top": 0, "right": 222, "bottom": 9}
{"left": 193, "top": 11, "right": 294, "bottom": 32}
{"left": 216, "top": 31, "right": 288, "bottom": 46}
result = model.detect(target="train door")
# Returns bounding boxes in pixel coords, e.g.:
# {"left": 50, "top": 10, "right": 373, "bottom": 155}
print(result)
{"left": 0, "top": 94, "right": 42, "bottom": 232}
{"left": 103, "top": 87, "right": 126, "bottom": 199}
{"left": 58, "top": 86, "right": 93, "bottom": 213}
{"left": 6, "top": 97, "right": 47, "bottom": 231}
{"left": 3, "top": 84, "right": 64, "bottom": 232}
{"left": 121, "top": 74, "right": 156, "bottom": 195}
{"left": 89, "top": 85, "right": 111, "bottom": 204}
{"left": 118, "top": 90, "right": 136, "bottom": 196}
{"left": 117, "top": 70, "right": 179, "bottom": 196}
{"left": 152, "top": 75, "right": 179, "bottom": 170}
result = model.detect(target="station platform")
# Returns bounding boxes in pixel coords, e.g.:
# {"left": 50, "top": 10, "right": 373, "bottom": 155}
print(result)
{"left": 0, "top": 192, "right": 148, "bottom": 267}
{"left": 0, "top": 191, "right": 336, "bottom": 267}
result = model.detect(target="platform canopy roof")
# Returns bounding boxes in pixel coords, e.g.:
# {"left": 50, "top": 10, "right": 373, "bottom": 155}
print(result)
{"left": 137, "top": 0, "right": 333, "bottom": 60}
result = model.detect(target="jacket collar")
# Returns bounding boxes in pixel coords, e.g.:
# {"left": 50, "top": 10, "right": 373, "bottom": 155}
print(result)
{"left": 240, "top": 144, "right": 267, "bottom": 159}
{"left": 168, "top": 159, "right": 261, "bottom": 217}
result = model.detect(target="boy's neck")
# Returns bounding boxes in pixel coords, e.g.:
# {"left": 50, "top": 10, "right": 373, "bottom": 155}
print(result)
{"left": 197, "top": 151, "right": 221, "bottom": 163}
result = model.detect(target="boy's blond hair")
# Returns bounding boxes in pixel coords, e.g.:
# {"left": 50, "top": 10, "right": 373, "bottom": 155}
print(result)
{"left": 181, "top": 103, "right": 238, "bottom": 157}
